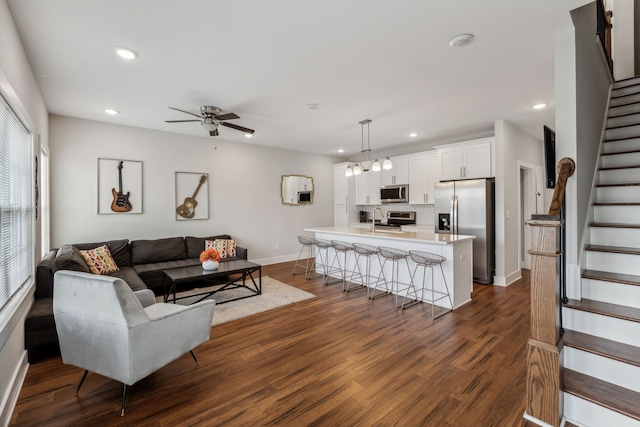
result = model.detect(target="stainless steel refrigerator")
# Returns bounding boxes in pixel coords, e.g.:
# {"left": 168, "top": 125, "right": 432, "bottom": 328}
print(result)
{"left": 434, "top": 178, "right": 495, "bottom": 284}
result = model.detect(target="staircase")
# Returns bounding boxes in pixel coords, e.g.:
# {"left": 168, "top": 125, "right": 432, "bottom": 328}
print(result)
{"left": 562, "top": 77, "right": 640, "bottom": 426}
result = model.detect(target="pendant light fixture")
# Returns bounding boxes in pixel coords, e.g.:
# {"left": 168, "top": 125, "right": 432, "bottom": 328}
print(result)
{"left": 345, "top": 119, "right": 391, "bottom": 177}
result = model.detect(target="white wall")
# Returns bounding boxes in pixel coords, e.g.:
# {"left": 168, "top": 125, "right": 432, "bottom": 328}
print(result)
{"left": 0, "top": 0, "right": 49, "bottom": 424}
{"left": 610, "top": 0, "right": 635, "bottom": 80}
{"left": 49, "top": 115, "right": 339, "bottom": 264}
{"left": 494, "top": 120, "right": 545, "bottom": 286}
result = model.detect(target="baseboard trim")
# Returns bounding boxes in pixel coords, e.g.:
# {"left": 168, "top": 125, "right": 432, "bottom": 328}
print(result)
{"left": 0, "top": 350, "right": 28, "bottom": 427}
{"left": 493, "top": 269, "right": 522, "bottom": 287}
{"left": 523, "top": 411, "right": 557, "bottom": 427}
{"left": 251, "top": 253, "right": 299, "bottom": 266}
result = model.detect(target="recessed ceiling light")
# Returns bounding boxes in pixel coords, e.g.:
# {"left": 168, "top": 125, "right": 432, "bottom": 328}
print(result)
{"left": 338, "top": 149, "right": 344, "bottom": 153}
{"left": 531, "top": 103, "right": 547, "bottom": 110}
{"left": 104, "top": 109, "right": 119, "bottom": 115}
{"left": 306, "top": 103, "right": 321, "bottom": 110}
{"left": 449, "top": 34, "right": 475, "bottom": 48}
{"left": 409, "top": 132, "right": 419, "bottom": 138}
{"left": 113, "top": 46, "right": 138, "bottom": 60}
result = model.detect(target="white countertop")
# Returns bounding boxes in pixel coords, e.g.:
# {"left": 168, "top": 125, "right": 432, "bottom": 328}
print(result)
{"left": 305, "top": 226, "right": 475, "bottom": 245}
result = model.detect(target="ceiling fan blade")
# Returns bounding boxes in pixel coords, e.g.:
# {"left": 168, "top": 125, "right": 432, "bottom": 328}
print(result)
{"left": 214, "top": 112, "right": 240, "bottom": 121}
{"left": 168, "top": 107, "right": 203, "bottom": 119}
{"left": 221, "top": 122, "right": 255, "bottom": 135}
{"left": 165, "top": 119, "right": 201, "bottom": 123}
{"left": 209, "top": 129, "right": 219, "bottom": 137}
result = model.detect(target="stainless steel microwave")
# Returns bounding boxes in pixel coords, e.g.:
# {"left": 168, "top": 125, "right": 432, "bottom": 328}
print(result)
{"left": 380, "top": 184, "right": 408, "bottom": 203}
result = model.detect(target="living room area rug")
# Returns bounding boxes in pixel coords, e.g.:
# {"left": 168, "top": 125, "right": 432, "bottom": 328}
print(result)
{"left": 158, "top": 276, "right": 316, "bottom": 326}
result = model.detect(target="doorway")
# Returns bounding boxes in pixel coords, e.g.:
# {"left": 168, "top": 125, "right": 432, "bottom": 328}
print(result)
{"left": 518, "top": 161, "right": 541, "bottom": 270}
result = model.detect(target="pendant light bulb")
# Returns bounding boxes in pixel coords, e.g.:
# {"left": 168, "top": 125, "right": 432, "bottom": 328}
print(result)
{"left": 353, "top": 164, "right": 362, "bottom": 175}
{"left": 345, "top": 166, "right": 353, "bottom": 177}
{"left": 382, "top": 157, "right": 393, "bottom": 170}
{"left": 371, "top": 159, "right": 381, "bottom": 172}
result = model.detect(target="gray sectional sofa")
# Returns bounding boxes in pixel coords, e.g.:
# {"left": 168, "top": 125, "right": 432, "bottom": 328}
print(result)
{"left": 26, "top": 234, "right": 247, "bottom": 363}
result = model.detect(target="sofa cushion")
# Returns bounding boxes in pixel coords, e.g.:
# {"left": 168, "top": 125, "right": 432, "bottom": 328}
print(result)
{"left": 185, "top": 235, "right": 232, "bottom": 259}
{"left": 74, "top": 239, "right": 131, "bottom": 267}
{"left": 80, "top": 245, "right": 119, "bottom": 275}
{"left": 131, "top": 237, "right": 187, "bottom": 264}
{"left": 108, "top": 266, "right": 148, "bottom": 292}
{"left": 25, "top": 297, "right": 55, "bottom": 337}
{"left": 51, "top": 245, "right": 91, "bottom": 274}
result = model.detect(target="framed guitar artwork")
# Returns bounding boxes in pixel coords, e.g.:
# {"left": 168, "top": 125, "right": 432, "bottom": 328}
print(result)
{"left": 175, "top": 172, "right": 209, "bottom": 220}
{"left": 98, "top": 158, "right": 143, "bottom": 214}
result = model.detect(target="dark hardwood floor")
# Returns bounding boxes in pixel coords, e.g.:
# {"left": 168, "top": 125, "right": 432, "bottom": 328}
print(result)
{"left": 11, "top": 262, "right": 534, "bottom": 426}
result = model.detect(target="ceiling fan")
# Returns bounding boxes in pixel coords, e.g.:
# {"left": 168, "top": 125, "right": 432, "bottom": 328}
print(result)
{"left": 165, "top": 106, "right": 255, "bottom": 137}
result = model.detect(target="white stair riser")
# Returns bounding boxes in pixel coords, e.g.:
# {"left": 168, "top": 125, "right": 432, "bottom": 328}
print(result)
{"left": 606, "top": 124, "right": 640, "bottom": 141}
{"left": 613, "top": 84, "right": 640, "bottom": 98}
{"left": 590, "top": 227, "right": 640, "bottom": 248}
{"left": 565, "top": 347, "right": 640, "bottom": 393}
{"left": 585, "top": 251, "right": 640, "bottom": 276}
{"left": 594, "top": 205, "right": 640, "bottom": 223}
{"left": 609, "top": 102, "right": 640, "bottom": 118}
{"left": 611, "top": 92, "right": 640, "bottom": 108}
{"left": 603, "top": 138, "right": 640, "bottom": 153}
{"left": 601, "top": 151, "right": 640, "bottom": 168}
{"left": 608, "top": 113, "right": 640, "bottom": 128}
{"left": 596, "top": 186, "right": 640, "bottom": 203}
{"left": 564, "top": 393, "right": 640, "bottom": 427}
{"left": 563, "top": 308, "right": 640, "bottom": 347}
{"left": 582, "top": 278, "right": 640, "bottom": 309}
{"left": 614, "top": 78, "right": 640, "bottom": 89}
{"left": 599, "top": 168, "right": 640, "bottom": 185}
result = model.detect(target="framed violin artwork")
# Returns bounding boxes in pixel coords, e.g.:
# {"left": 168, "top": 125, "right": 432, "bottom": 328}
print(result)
{"left": 98, "top": 158, "right": 143, "bottom": 214}
{"left": 175, "top": 171, "right": 209, "bottom": 220}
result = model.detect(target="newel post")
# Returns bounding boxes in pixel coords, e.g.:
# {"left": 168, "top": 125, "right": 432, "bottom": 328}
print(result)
{"left": 524, "top": 158, "right": 574, "bottom": 426}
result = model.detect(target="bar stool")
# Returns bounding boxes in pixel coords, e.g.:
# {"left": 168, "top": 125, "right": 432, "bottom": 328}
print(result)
{"left": 406, "top": 250, "right": 452, "bottom": 318}
{"left": 314, "top": 238, "right": 341, "bottom": 285}
{"left": 347, "top": 243, "right": 381, "bottom": 295}
{"left": 328, "top": 240, "right": 354, "bottom": 289}
{"left": 292, "top": 235, "right": 317, "bottom": 279}
{"left": 371, "top": 246, "right": 411, "bottom": 305}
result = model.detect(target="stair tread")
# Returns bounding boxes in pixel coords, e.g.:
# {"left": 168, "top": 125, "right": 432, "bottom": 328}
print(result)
{"left": 599, "top": 165, "right": 640, "bottom": 170}
{"left": 593, "top": 202, "right": 640, "bottom": 206}
{"left": 605, "top": 122, "right": 640, "bottom": 130}
{"left": 601, "top": 149, "right": 640, "bottom": 156}
{"left": 563, "top": 329, "right": 640, "bottom": 367}
{"left": 565, "top": 298, "right": 640, "bottom": 323}
{"left": 583, "top": 269, "right": 640, "bottom": 286}
{"left": 585, "top": 244, "right": 640, "bottom": 255}
{"left": 590, "top": 222, "right": 640, "bottom": 228}
{"left": 604, "top": 136, "right": 640, "bottom": 143}
{"left": 564, "top": 369, "right": 640, "bottom": 421}
{"left": 597, "top": 182, "right": 640, "bottom": 187}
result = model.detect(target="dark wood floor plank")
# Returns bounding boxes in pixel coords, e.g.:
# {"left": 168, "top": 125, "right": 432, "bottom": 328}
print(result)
{"left": 10, "top": 262, "right": 533, "bottom": 426}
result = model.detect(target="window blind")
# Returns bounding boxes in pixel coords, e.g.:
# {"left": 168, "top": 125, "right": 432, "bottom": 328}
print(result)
{"left": 0, "top": 93, "right": 32, "bottom": 310}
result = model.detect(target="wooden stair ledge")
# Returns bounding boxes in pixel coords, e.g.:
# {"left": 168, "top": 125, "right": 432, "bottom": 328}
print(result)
{"left": 585, "top": 244, "right": 640, "bottom": 256}
{"left": 582, "top": 269, "right": 640, "bottom": 287}
{"left": 563, "top": 329, "right": 640, "bottom": 367}
{"left": 564, "top": 369, "right": 640, "bottom": 421}
{"left": 565, "top": 298, "right": 640, "bottom": 323}
{"left": 589, "top": 222, "right": 640, "bottom": 229}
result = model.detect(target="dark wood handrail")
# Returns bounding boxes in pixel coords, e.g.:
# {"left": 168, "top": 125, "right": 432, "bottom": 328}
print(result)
{"left": 547, "top": 158, "right": 575, "bottom": 215}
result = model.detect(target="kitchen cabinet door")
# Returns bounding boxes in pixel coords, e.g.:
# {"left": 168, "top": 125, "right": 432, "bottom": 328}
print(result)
{"left": 334, "top": 163, "right": 349, "bottom": 205}
{"left": 355, "top": 171, "right": 381, "bottom": 205}
{"left": 409, "top": 151, "right": 438, "bottom": 204}
{"left": 381, "top": 156, "right": 409, "bottom": 185}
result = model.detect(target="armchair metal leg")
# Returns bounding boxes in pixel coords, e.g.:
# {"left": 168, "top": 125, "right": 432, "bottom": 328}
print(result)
{"left": 74, "top": 370, "right": 89, "bottom": 396}
{"left": 190, "top": 350, "right": 198, "bottom": 364}
{"left": 121, "top": 384, "right": 127, "bottom": 416}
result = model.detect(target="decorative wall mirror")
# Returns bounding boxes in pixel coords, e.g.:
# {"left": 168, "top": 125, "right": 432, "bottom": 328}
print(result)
{"left": 281, "top": 175, "right": 314, "bottom": 205}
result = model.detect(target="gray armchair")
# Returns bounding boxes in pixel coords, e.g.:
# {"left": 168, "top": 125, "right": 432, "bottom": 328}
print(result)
{"left": 53, "top": 270, "right": 215, "bottom": 415}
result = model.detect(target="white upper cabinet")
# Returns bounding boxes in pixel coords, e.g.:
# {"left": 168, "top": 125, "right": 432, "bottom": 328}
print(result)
{"left": 355, "top": 171, "right": 381, "bottom": 205}
{"left": 381, "top": 155, "right": 409, "bottom": 185}
{"left": 408, "top": 151, "right": 438, "bottom": 204}
{"left": 436, "top": 138, "right": 494, "bottom": 181}
{"left": 334, "top": 163, "right": 349, "bottom": 206}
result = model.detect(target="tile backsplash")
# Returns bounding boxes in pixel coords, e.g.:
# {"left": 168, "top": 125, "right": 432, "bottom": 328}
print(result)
{"left": 357, "top": 204, "right": 434, "bottom": 227}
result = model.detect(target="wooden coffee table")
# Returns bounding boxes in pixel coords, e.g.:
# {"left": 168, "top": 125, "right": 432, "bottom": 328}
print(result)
{"left": 162, "top": 259, "right": 261, "bottom": 304}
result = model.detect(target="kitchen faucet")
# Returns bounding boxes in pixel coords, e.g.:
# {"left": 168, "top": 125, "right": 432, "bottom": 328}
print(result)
{"left": 372, "top": 207, "right": 384, "bottom": 232}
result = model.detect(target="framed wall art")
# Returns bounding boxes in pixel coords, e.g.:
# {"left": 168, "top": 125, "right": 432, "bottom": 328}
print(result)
{"left": 98, "top": 158, "right": 143, "bottom": 214}
{"left": 175, "top": 172, "right": 209, "bottom": 221}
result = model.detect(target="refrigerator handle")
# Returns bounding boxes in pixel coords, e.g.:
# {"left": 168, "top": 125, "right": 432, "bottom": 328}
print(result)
{"left": 453, "top": 195, "right": 458, "bottom": 234}
{"left": 449, "top": 196, "right": 454, "bottom": 234}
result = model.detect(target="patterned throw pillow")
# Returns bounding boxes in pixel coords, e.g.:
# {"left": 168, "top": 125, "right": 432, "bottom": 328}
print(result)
{"left": 80, "top": 245, "right": 119, "bottom": 275}
{"left": 205, "top": 239, "right": 238, "bottom": 259}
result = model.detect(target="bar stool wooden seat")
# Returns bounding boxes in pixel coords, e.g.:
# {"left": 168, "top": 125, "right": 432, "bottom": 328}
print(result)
{"left": 372, "top": 246, "right": 411, "bottom": 304}
{"left": 328, "top": 240, "right": 354, "bottom": 289}
{"left": 347, "top": 243, "right": 382, "bottom": 295}
{"left": 292, "top": 235, "right": 317, "bottom": 279}
{"left": 405, "top": 250, "right": 452, "bottom": 318}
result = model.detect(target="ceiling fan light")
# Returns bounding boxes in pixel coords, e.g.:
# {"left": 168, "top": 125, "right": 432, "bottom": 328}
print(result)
{"left": 382, "top": 157, "right": 393, "bottom": 170}
{"left": 244, "top": 133, "right": 253, "bottom": 138}
{"left": 371, "top": 159, "right": 381, "bottom": 172}
{"left": 345, "top": 166, "right": 353, "bottom": 177}
{"left": 202, "top": 121, "right": 217, "bottom": 131}
{"left": 353, "top": 164, "right": 362, "bottom": 175}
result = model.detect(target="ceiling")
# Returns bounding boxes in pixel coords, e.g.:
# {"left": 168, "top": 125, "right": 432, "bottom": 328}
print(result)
{"left": 7, "top": 0, "right": 591, "bottom": 157}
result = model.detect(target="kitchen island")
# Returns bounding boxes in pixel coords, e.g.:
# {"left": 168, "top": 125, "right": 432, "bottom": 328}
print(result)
{"left": 305, "top": 226, "right": 475, "bottom": 310}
